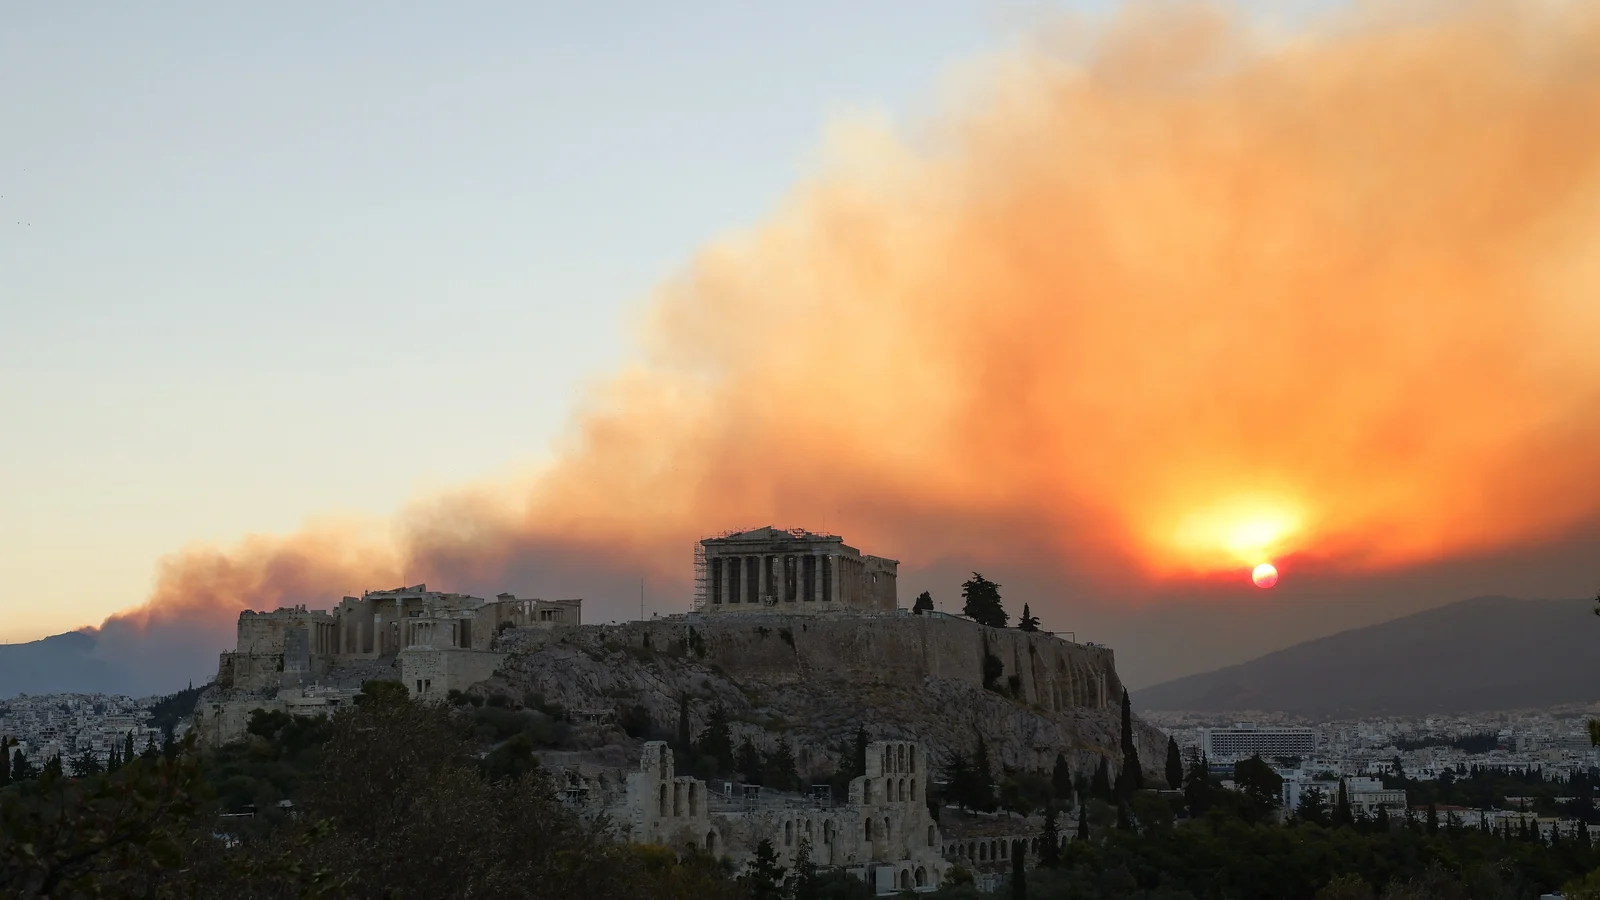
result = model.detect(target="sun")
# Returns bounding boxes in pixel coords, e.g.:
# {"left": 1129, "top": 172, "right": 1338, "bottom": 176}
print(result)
{"left": 1251, "top": 563, "right": 1279, "bottom": 589}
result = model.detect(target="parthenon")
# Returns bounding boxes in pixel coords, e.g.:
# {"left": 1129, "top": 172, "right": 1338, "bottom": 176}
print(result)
{"left": 697, "top": 527, "right": 898, "bottom": 615}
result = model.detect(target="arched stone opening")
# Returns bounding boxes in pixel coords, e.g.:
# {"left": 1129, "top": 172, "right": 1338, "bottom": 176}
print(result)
{"left": 658, "top": 784, "right": 667, "bottom": 817}
{"left": 899, "top": 870, "right": 911, "bottom": 890}
{"left": 928, "top": 824, "right": 936, "bottom": 846}
{"left": 865, "top": 818, "right": 874, "bottom": 841}
{"left": 915, "top": 867, "right": 927, "bottom": 887}
{"left": 689, "top": 783, "right": 698, "bottom": 816}
{"left": 978, "top": 843, "right": 987, "bottom": 861}
{"left": 785, "top": 820, "right": 794, "bottom": 846}
{"left": 706, "top": 831, "right": 718, "bottom": 854}
{"left": 673, "top": 783, "right": 682, "bottom": 816}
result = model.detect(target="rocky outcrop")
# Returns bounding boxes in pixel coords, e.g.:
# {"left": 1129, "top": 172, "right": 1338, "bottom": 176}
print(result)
{"left": 482, "top": 613, "right": 1168, "bottom": 784}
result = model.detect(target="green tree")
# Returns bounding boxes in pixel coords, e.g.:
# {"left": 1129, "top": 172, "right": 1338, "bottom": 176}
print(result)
{"left": 765, "top": 738, "right": 799, "bottom": 792}
{"left": 961, "top": 573, "right": 1008, "bottom": 627}
{"left": 788, "top": 837, "right": 818, "bottom": 900}
{"left": 736, "top": 737, "right": 764, "bottom": 784}
{"left": 11, "top": 748, "right": 36, "bottom": 782}
{"left": 69, "top": 748, "right": 103, "bottom": 778}
{"left": 913, "top": 591, "right": 934, "bottom": 615}
{"left": 695, "top": 705, "right": 736, "bottom": 774}
{"left": 1090, "top": 756, "right": 1113, "bottom": 801}
{"left": 1018, "top": 604, "right": 1040, "bottom": 632}
{"left": 1165, "top": 737, "right": 1183, "bottom": 789}
{"left": 853, "top": 725, "right": 869, "bottom": 781}
{"left": 742, "top": 838, "right": 787, "bottom": 900}
{"left": 1334, "top": 778, "right": 1354, "bottom": 827}
{"left": 972, "top": 737, "right": 997, "bottom": 811}
{"left": 1233, "top": 756, "right": 1283, "bottom": 821}
{"left": 982, "top": 652, "right": 1005, "bottom": 690}
{"left": 676, "top": 692, "right": 691, "bottom": 752}
{"left": 1039, "top": 803, "right": 1061, "bottom": 867}
{"left": 1052, "top": 752, "right": 1073, "bottom": 801}
{"left": 1296, "top": 786, "right": 1329, "bottom": 825}
{"left": 1184, "top": 752, "right": 1216, "bottom": 815}
{"left": 1114, "top": 689, "right": 1144, "bottom": 799}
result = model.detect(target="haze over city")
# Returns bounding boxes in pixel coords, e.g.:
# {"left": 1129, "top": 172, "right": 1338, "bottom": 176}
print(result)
{"left": 5, "top": 0, "right": 1599, "bottom": 695}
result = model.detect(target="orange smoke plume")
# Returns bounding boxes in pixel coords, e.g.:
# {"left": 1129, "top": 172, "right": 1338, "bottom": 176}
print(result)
{"left": 110, "top": 0, "right": 1600, "bottom": 632}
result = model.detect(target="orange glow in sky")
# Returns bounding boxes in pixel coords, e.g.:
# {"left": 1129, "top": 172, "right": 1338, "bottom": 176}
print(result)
{"left": 101, "top": 0, "right": 1600, "bottom": 638}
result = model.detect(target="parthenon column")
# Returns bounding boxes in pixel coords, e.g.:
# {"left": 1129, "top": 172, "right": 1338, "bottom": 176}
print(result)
{"left": 813, "top": 554, "right": 824, "bottom": 602}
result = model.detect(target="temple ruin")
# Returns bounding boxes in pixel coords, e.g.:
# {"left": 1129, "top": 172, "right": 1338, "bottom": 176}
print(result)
{"left": 695, "top": 527, "right": 898, "bottom": 615}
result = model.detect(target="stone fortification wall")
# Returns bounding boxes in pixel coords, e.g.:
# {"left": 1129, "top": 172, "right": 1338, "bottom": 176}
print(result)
{"left": 507, "top": 612, "right": 1119, "bottom": 714}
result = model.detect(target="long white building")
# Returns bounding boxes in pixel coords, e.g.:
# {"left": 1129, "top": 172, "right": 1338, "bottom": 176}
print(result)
{"left": 1202, "top": 723, "right": 1320, "bottom": 761}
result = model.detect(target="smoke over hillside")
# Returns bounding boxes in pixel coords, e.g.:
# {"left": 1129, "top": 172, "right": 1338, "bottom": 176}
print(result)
{"left": 96, "top": 1, "right": 1600, "bottom": 685}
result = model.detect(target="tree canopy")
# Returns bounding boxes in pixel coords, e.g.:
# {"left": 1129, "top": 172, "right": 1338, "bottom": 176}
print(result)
{"left": 961, "top": 573, "right": 1008, "bottom": 627}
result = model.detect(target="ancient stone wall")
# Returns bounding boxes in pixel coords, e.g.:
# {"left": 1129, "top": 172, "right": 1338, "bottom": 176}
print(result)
{"left": 544, "top": 612, "right": 1121, "bottom": 713}
{"left": 619, "top": 740, "right": 946, "bottom": 889}
{"left": 398, "top": 647, "right": 506, "bottom": 700}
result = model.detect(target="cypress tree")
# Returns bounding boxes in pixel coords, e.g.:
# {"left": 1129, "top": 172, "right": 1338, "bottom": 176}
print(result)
{"left": 0, "top": 737, "right": 10, "bottom": 787}
{"left": 972, "top": 737, "right": 997, "bottom": 811}
{"left": 1090, "top": 756, "right": 1112, "bottom": 801}
{"left": 1052, "top": 752, "right": 1073, "bottom": 801}
{"left": 1425, "top": 801, "right": 1439, "bottom": 835}
{"left": 1375, "top": 804, "right": 1391, "bottom": 832}
{"left": 1039, "top": 804, "right": 1061, "bottom": 867}
{"left": 1580, "top": 819, "right": 1592, "bottom": 849}
{"left": 1334, "top": 778, "right": 1354, "bottom": 827}
{"left": 11, "top": 748, "right": 35, "bottom": 782}
{"left": 736, "top": 737, "right": 764, "bottom": 784}
{"left": 1011, "top": 840, "right": 1027, "bottom": 900}
{"left": 1115, "top": 690, "right": 1143, "bottom": 798}
{"left": 695, "top": 705, "right": 736, "bottom": 774}
{"left": 1165, "top": 738, "right": 1183, "bottom": 790}
{"left": 123, "top": 731, "right": 134, "bottom": 764}
{"left": 854, "top": 725, "right": 869, "bottom": 779}
{"left": 675, "top": 693, "right": 691, "bottom": 752}
{"left": 1018, "top": 604, "right": 1040, "bottom": 632}
{"left": 1078, "top": 799, "right": 1090, "bottom": 840}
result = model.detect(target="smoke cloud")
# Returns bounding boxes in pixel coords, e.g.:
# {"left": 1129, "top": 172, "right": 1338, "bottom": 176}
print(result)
{"left": 99, "top": 1, "right": 1600, "bottom": 678}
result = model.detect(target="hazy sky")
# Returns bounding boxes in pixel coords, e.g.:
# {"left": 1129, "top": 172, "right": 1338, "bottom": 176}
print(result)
{"left": 1, "top": 2, "right": 1123, "bottom": 643}
{"left": 12, "top": 0, "right": 1584, "bottom": 699}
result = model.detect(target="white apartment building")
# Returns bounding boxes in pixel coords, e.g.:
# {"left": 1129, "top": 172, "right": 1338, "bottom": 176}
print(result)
{"left": 1203, "top": 723, "right": 1320, "bottom": 762}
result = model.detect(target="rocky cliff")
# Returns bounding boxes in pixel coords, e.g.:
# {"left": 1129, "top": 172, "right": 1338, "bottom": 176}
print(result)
{"left": 482, "top": 612, "right": 1168, "bottom": 784}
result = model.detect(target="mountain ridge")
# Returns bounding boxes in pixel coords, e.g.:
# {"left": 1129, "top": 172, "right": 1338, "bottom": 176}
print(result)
{"left": 1131, "top": 595, "right": 1598, "bottom": 715}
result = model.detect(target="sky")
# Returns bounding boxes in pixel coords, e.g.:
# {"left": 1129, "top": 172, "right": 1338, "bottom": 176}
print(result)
{"left": 0, "top": 1, "right": 1083, "bottom": 642}
{"left": 5, "top": 1, "right": 1599, "bottom": 693}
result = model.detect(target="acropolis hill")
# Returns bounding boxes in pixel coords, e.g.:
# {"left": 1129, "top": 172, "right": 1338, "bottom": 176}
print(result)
{"left": 194, "top": 527, "right": 1165, "bottom": 807}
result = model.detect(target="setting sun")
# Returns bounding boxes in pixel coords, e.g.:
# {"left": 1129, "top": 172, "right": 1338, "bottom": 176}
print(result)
{"left": 1252, "top": 563, "right": 1279, "bottom": 588}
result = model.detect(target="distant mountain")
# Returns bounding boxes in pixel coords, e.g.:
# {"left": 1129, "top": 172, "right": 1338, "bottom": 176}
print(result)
{"left": 1131, "top": 596, "right": 1600, "bottom": 716}
{"left": 0, "top": 630, "right": 131, "bottom": 699}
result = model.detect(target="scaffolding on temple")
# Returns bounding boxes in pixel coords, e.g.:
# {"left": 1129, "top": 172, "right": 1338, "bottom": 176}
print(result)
{"left": 692, "top": 541, "right": 708, "bottom": 613}
{"left": 692, "top": 529, "right": 751, "bottom": 613}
